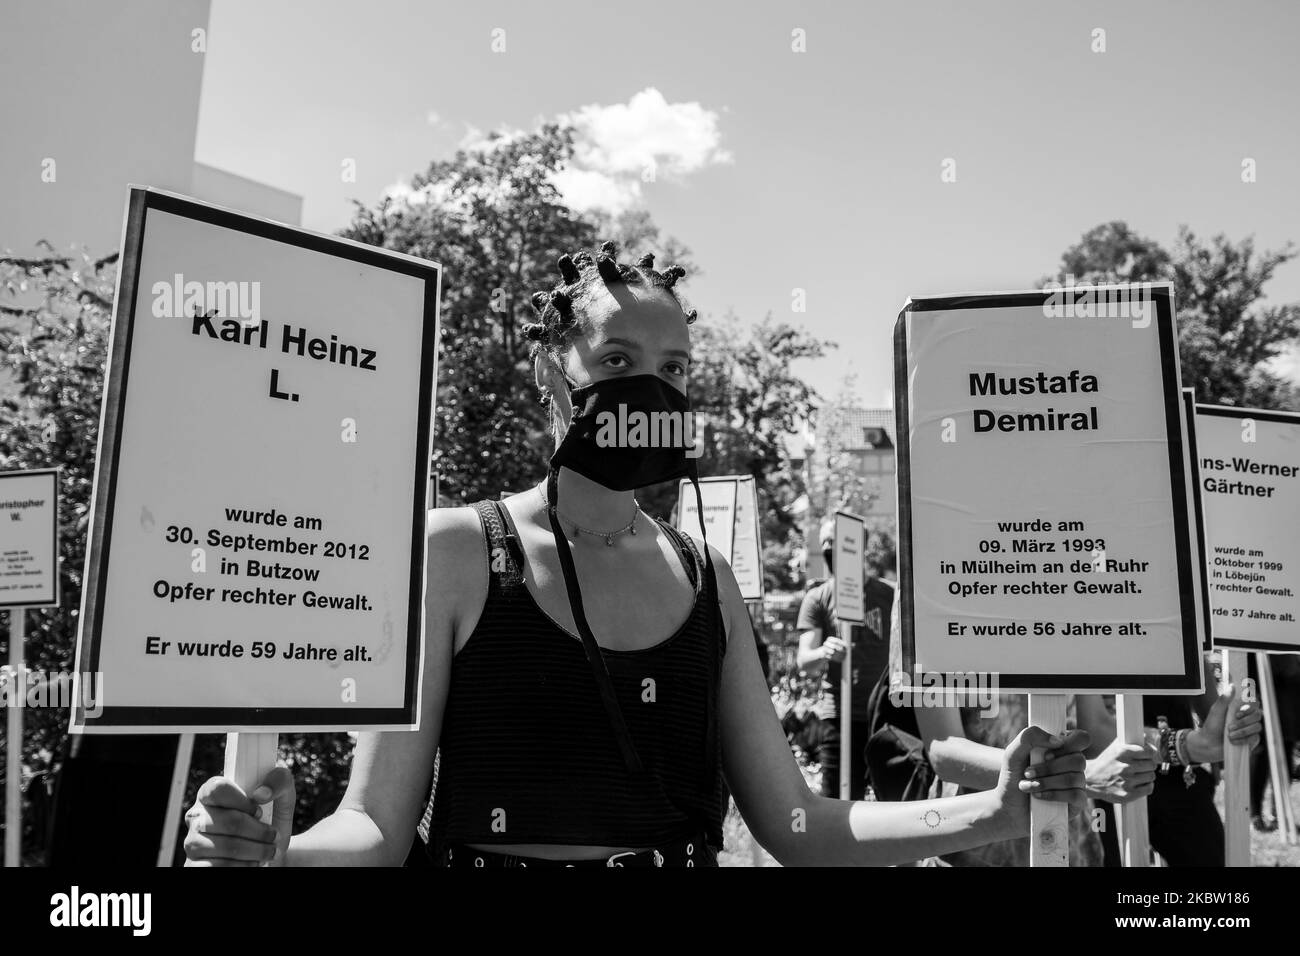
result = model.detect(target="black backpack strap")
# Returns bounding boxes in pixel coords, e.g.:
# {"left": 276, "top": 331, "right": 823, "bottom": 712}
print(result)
{"left": 471, "top": 499, "right": 524, "bottom": 594}
{"left": 656, "top": 518, "right": 700, "bottom": 590}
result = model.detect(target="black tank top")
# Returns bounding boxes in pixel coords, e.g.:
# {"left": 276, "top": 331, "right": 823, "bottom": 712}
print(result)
{"left": 426, "top": 500, "right": 727, "bottom": 852}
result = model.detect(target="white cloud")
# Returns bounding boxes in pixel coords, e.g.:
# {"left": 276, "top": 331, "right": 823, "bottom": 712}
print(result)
{"left": 1267, "top": 345, "right": 1300, "bottom": 384}
{"left": 560, "top": 88, "right": 732, "bottom": 180}
{"left": 550, "top": 166, "right": 642, "bottom": 215}
{"left": 394, "top": 90, "right": 730, "bottom": 216}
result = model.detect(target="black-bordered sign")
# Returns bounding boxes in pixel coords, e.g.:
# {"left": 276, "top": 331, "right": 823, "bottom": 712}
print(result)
{"left": 833, "top": 510, "right": 866, "bottom": 624}
{"left": 894, "top": 286, "right": 1202, "bottom": 693}
{"left": 1194, "top": 402, "right": 1300, "bottom": 652}
{"left": 0, "top": 468, "right": 60, "bottom": 608}
{"left": 72, "top": 188, "right": 440, "bottom": 732}
{"left": 1180, "top": 389, "right": 1213, "bottom": 650}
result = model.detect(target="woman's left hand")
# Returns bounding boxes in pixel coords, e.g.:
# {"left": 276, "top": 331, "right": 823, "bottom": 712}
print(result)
{"left": 996, "top": 726, "right": 1091, "bottom": 834}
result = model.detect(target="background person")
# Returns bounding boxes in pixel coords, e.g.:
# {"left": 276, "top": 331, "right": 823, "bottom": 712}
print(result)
{"left": 795, "top": 520, "right": 895, "bottom": 799}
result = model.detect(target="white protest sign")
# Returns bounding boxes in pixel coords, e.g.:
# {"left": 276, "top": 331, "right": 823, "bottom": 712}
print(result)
{"left": 71, "top": 187, "right": 440, "bottom": 733}
{"left": 0, "top": 468, "right": 60, "bottom": 608}
{"left": 833, "top": 510, "right": 866, "bottom": 624}
{"left": 1194, "top": 403, "right": 1300, "bottom": 652}
{"left": 676, "top": 476, "right": 737, "bottom": 572}
{"left": 895, "top": 286, "right": 1202, "bottom": 692}
{"left": 730, "top": 478, "right": 764, "bottom": 601}
{"left": 677, "top": 476, "right": 764, "bottom": 600}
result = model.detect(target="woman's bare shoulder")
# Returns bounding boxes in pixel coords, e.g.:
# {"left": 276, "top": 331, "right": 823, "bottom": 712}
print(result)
{"left": 425, "top": 505, "right": 489, "bottom": 592}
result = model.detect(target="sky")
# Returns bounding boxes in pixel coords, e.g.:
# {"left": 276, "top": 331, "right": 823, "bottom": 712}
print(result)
{"left": 195, "top": 0, "right": 1300, "bottom": 408}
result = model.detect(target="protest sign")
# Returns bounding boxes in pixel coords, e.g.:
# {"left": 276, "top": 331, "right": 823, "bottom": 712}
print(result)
{"left": 0, "top": 468, "right": 60, "bottom": 608}
{"left": 1194, "top": 403, "right": 1300, "bottom": 652}
{"left": 677, "top": 475, "right": 763, "bottom": 601}
{"left": 1, "top": 467, "right": 59, "bottom": 866}
{"left": 71, "top": 188, "right": 440, "bottom": 734}
{"left": 894, "top": 286, "right": 1203, "bottom": 693}
{"left": 832, "top": 510, "right": 866, "bottom": 625}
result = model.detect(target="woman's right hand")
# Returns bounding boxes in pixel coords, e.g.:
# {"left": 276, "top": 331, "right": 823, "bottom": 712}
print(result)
{"left": 183, "top": 767, "right": 296, "bottom": 867}
{"left": 820, "top": 636, "right": 847, "bottom": 662}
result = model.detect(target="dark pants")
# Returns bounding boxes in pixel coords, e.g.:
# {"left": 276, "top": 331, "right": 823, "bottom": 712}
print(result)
{"left": 817, "top": 719, "right": 871, "bottom": 801}
{"left": 1099, "top": 768, "right": 1225, "bottom": 867}
{"left": 1250, "top": 738, "right": 1298, "bottom": 817}
{"left": 1246, "top": 653, "right": 1299, "bottom": 818}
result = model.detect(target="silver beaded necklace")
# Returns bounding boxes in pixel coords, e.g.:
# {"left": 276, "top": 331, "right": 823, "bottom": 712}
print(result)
{"left": 538, "top": 484, "right": 640, "bottom": 546}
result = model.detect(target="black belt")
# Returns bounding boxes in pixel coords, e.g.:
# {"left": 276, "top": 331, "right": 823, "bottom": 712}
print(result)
{"left": 438, "top": 834, "right": 717, "bottom": 869}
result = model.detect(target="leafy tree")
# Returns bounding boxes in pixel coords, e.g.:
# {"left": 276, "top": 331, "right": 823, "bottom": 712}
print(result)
{"left": 344, "top": 125, "right": 825, "bottom": 588}
{"left": 1, "top": 247, "right": 114, "bottom": 859}
{"left": 1, "top": 250, "right": 114, "bottom": 737}
{"left": 340, "top": 125, "right": 599, "bottom": 504}
{"left": 1044, "top": 221, "right": 1300, "bottom": 408}
{"left": 801, "top": 378, "right": 898, "bottom": 580}
{"left": 642, "top": 312, "right": 830, "bottom": 591}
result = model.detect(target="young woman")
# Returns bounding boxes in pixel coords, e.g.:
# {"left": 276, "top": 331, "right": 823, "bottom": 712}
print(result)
{"left": 182, "top": 243, "right": 1089, "bottom": 868}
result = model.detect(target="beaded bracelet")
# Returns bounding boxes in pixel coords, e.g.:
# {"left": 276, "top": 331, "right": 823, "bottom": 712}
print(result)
{"left": 1156, "top": 717, "right": 1196, "bottom": 788}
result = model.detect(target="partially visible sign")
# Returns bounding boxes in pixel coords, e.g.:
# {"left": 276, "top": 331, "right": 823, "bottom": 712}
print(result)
{"left": 730, "top": 478, "right": 764, "bottom": 601}
{"left": 676, "top": 475, "right": 764, "bottom": 601}
{"left": 1195, "top": 403, "right": 1300, "bottom": 652}
{"left": 1181, "top": 390, "right": 1213, "bottom": 650}
{"left": 0, "top": 468, "right": 60, "bottom": 608}
{"left": 677, "top": 477, "right": 737, "bottom": 571}
{"left": 833, "top": 510, "right": 866, "bottom": 624}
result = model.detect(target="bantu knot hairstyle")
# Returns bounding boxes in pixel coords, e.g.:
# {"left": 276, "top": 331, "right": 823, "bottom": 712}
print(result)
{"left": 521, "top": 240, "right": 698, "bottom": 361}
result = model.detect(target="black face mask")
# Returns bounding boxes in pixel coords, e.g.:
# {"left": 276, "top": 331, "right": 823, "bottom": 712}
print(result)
{"left": 550, "top": 374, "right": 697, "bottom": 490}
{"left": 544, "top": 373, "right": 716, "bottom": 777}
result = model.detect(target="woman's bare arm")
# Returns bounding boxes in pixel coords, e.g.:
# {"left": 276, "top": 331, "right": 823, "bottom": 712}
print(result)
{"left": 710, "top": 546, "right": 1085, "bottom": 866}
{"left": 915, "top": 705, "right": 1002, "bottom": 791}
{"left": 284, "top": 508, "right": 482, "bottom": 866}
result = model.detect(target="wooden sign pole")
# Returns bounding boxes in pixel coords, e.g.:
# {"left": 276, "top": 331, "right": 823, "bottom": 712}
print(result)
{"left": 1114, "top": 694, "right": 1151, "bottom": 866}
{"left": 1256, "top": 654, "right": 1297, "bottom": 845}
{"left": 157, "top": 732, "right": 196, "bottom": 866}
{"left": 838, "top": 621, "right": 852, "bottom": 801}
{"left": 1028, "top": 694, "right": 1068, "bottom": 867}
{"left": 831, "top": 510, "right": 865, "bottom": 802}
{"left": 1221, "top": 650, "right": 1253, "bottom": 866}
{"left": 223, "top": 732, "right": 279, "bottom": 857}
{"left": 4, "top": 609, "right": 25, "bottom": 868}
